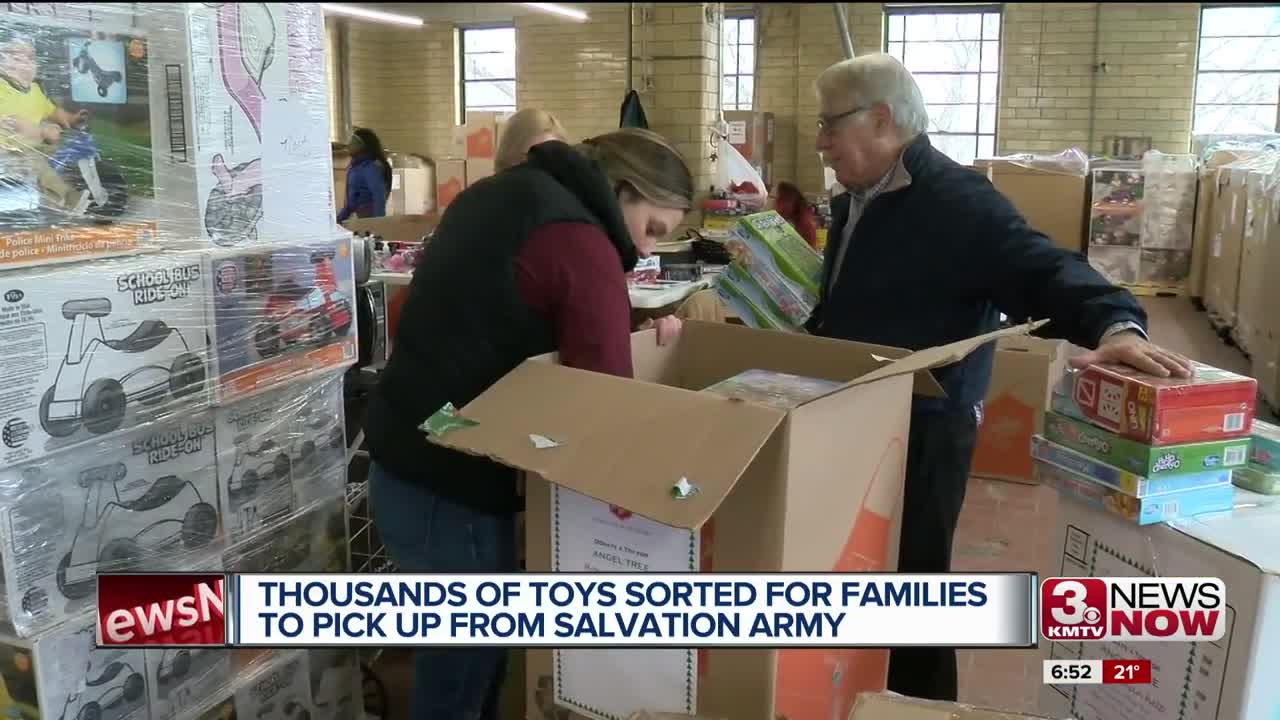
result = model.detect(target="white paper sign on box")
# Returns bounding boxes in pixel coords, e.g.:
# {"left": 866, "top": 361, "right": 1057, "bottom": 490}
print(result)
{"left": 0, "top": 251, "right": 213, "bottom": 469}
{"left": 0, "top": 412, "right": 223, "bottom": 637}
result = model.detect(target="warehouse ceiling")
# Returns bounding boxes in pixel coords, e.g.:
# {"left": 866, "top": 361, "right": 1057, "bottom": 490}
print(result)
{"left": 356, "top": 3, "right": 599, "bottom": 24}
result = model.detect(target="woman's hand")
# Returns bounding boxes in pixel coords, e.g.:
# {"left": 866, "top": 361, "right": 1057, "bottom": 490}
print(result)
{"left": 638, "top": 315, "right": 684, "bottom": 346}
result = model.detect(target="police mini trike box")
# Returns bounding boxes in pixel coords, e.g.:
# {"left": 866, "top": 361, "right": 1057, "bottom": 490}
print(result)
{"left": 233, "top": 650, "right": 315, "bottom": 720}
{"left": 0, "top": 412, "right": 223, "bottom": 637}
{"left": 214, "top": 371, "right": 347, "bottom": 543}
{"left": 0, "top": 250, "right": 211, "bottom": 469}
{"left": 0, "top": 6, "right": 161, "bottom": 270}
{"left": 145, "top": 644, "right": 233, "bottom": 720}
{"left": 0, "top": 613, "right": 149, "bottom": 720}
{"left": 207, "top": 235, "right": 356, "bottom": 403}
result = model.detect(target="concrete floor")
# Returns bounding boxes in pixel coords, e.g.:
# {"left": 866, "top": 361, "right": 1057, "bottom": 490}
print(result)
{"left": 369, "top": 296, "right": 1266, "bottom": 719}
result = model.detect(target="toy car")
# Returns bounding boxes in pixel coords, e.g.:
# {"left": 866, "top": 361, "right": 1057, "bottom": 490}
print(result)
{"left": 40, "top": 298, "right": 206, "bottom": 439}
{"left": 52, "top": 462, "right": 218, "bottom": 600}
{"left": 252, "top": 253, "right": 352, "bottom": 361}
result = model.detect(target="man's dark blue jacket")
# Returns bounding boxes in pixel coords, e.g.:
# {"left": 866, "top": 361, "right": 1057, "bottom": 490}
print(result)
{"left": 804, "top": 133, "right": 1147, "bottom": 411}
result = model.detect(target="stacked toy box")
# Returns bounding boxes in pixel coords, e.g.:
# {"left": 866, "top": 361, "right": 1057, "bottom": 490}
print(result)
{"left": 1033, "top": 362, "right": 1256, "bottom": 525}
{"left": 714, "top": 211, "right": 822, "bottom": 332}
{"left": 0, "top": 4, "right": 362, "bottom": 719}
{"left": 1233, "top": 419, "right": 1280, "bottom": 495}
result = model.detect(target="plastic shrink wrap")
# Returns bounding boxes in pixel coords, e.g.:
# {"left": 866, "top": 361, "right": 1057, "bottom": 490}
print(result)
{"left": 0, "top": 4, "right": 363, "bottom": 720}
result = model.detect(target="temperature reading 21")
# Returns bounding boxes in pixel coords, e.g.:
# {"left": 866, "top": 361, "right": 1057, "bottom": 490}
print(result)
{"left": 1044, "top": 659, "right": 1152, "bottom": 685}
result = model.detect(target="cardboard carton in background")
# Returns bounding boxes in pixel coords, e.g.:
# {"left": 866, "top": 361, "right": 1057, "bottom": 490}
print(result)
{"left": 431, "top": 321, "right": 1043, "bottom": 720}
{"left": 388, "top": 167, "right": 432, "bottom": 216}
{"left": 1205, "top": 166, "right": 1250, "bottom": 323}
{"left": 436, "top": 159, "right": 467, "bottom": 210}
{"left": 974, "top": 159, "right": 1088, "bottom": 254}
{"left": 466, "top": 159, "right": 496, "bottom": 186}
{"left": 1191, "top": 150, "right": 1255, "bottom": 301}
{"left": 1040, "top": 493, "right": 1280, "bottom": 720}
{"left": 970, "top": 336, "right": 1068, "bottom": 485}
{"left": 851, "top": 692, "right": 1072, "bottom": 720}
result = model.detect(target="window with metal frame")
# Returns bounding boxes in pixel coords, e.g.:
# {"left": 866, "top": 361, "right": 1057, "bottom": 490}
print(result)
{"left": 723, "top": 15, "right": 755, "bottom": 111}
{"left": 460, "top": 26, "right": 516, "bottom": 122}
{"left": 883, "top": 5, "right": 1001, "bottom": 165}
{"left": 1194, "top": 4, "right": 1280, "bottom": 135}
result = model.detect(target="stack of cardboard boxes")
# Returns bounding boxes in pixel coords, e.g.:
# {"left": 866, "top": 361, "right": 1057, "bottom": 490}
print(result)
{"left": 723, "top": 111, "right": 775, "bottom": 190}
{"left": 435, "top": 111, "right": 510, "bottom": 211}
{"left": 1037, "top": 362, "right": 1255, "bottom": 525}
{"left": 973, "top": 154, "right": 1089, "bottom": 254}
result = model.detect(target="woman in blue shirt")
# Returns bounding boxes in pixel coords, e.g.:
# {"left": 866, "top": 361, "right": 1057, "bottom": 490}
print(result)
{"left": 337, "top": 127, "right": 391, "bottom": 222}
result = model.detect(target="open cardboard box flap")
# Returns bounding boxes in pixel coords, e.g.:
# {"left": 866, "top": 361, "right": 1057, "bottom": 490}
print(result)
{"left": 429, "top": 320, "right": 1046, "bottom": 529}
{"left": 850, "top": 692, "right": 1072, "bottom": 719}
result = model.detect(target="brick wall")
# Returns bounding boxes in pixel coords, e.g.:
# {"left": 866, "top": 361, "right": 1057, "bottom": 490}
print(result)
{"left": 337, "top": 2, "right": 1207, "bottom": 190}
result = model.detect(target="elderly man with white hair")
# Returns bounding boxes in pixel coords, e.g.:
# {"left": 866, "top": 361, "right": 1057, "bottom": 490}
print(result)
{"left": 805, "top": 54, "right": 1194, "bottom": 702}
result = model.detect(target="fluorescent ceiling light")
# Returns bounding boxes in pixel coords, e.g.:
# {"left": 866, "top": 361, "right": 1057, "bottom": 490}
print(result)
{"left": 519, "top": 3, "right": 589, "bottom": 22}
{"left": 320, "top": 4, "right": 424, "bottom": 27}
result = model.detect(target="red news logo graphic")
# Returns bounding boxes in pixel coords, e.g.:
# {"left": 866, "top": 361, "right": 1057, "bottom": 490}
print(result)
{"left": 1041, "top": 577, "right": 1225, "bottom": 642}
{"left": 97, "top": 573, "right": 227, "bottom": 646}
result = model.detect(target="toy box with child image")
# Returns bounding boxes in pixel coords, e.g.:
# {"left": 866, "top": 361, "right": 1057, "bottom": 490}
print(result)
{"left": 0, "top": 12, "right": 158, "bottom": 268}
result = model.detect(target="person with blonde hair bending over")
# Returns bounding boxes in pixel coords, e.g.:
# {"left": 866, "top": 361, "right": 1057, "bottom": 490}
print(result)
{"left": 494, "top": 108, "right": 567, "bottom": 172}
{"left": 364, "top": 127, "right": 693, "bottom": 720}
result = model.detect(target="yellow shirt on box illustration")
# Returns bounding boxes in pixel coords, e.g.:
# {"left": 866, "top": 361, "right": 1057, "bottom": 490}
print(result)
{"left": 0, "top": 80, "right": 56, "bottom": 125}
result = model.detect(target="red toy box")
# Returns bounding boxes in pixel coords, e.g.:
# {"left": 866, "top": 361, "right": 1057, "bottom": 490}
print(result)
{"left": 1069, "top": 362, "right": 1256, "bottom": 445}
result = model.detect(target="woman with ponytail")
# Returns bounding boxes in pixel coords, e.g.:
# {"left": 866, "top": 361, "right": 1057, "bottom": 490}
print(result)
{"left": 364, "top": 128, "right": 695, "bottom": 719}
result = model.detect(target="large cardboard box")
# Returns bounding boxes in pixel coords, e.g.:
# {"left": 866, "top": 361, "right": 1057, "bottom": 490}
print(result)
{"left": 343, "top": 213, "right": 438, "bottom": 245}
{"left": 1191, "top": 151, "right": 1256, "bottom": 300}
{"left": 1236, "top": 169, "right": 1272, "bottom": 352}
{"left": 436, "top": 159, "right": 467, "bottom": 210}
{"left": 971, "top": 336, "right": 1068, "bottom": 484}
{"left": 452, "top": 111, "right": 503, "bottom": 160}
{"left": 466, "top": 158, "right": 496, "bottom": 186}
{"left": 1253, "top": 188, "right": 1280, "bottom": 407}
{"left": 851, "top": 692, "right": 1072, "bottom": 720}
{"left": 1040, "top": 492, "right": 1280, "bottom": 720}
{"left": 430, "top": 320, "right": 1041, "bottom": 720}
{"left": 1205, "top": 165, "right": 1251, "bottom": 323}
{"left": 974, "top": 160, "right": 1087, "bottom": 253}
{"left": 387, "top": 168, "right": 431, "bottom": 216}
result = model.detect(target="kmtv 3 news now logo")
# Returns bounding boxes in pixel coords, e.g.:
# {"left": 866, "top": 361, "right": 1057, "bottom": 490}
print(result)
{"left": 1041, "top": 577, "right": 1226, "bottom": 642}
{"left": 97, "top": 573, "right": 227, "bottom": 646}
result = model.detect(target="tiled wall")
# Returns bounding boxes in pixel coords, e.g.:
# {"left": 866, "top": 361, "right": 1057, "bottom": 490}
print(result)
{"left": 336, "top": 2, "right": 1206, "bottom": 194}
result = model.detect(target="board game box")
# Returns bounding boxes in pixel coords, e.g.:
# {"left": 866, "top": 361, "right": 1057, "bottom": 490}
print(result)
{"left": 1043, "top": 412, "right": 1251, "bottom": 477}
{"left": 1031, "top": 435, "right": 1232, "bottom": 497}
{"left": 1033, "top": 459, "right": 1234, "bottom": 526}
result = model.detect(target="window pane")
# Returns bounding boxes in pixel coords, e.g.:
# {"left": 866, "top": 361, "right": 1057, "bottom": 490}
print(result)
{"left": 977, "top": 135, "right": 995, "bottom": 161}
{"left": 1196, "top": 72, "right": 1280, "bottom": 105}
{"left": 979, "top": 104, "right": 997, "bottom": 134}
{"left": 1198, "top": 37, "right": 1280, "bottom": 72}
{"left": 1200, "top": 6, "right": 1280, "bottom": 38}
{"left": 724, "top": 42, "right": 739, "bottom": 75}
{"left": 903, "top": 40, "right": 982, "bottom": 72}
{"left": 982, "top": 13, "right": 1000, "bottom": 40}
{"left": 980, "top": 73, "right": 998, "bottom": 103}
{"left": 927, "top": 104, "right": 978, "bottom": 133}
{"left": 913, "top": 73, "right": 980, "bottom": 103}
{"left": 887, "top": 41, "right": 904, "bottom": 61}
{"left": 723, "top": 18, "right": 737, "bottom": 46}
{"left": 722, "top": 75, "right": 737, "bottom": 108}
{"left": 465, "top": 80, "right": 515, "bottom": 108}
{"left": 465, "top": 52, "right": 515, "bottom": 81}
{"left": 739, "top": 18, "right": 755, "bottom": 44}
{"left": 1194, "top": 103, "right": 1278, "bottom": 134}
{"left": 905, "top": 13, "right": 983, "bottom": 42}
{"left": 981, "top": 41, "right": 1000, "bottom": 72}
{"left": 739, "top": 43, "right": 755, "bottom": 75}
{"left": 888, "top": 14, "right": 904, "bottom": 43}
{"left": 932, "top": 134, "right": 979, "bottom": 165}
{"left": 463, "top": 27, "right": 514, "bottom": 54}
{"left": 737, "top": 76, "right": 755, "bottom": 108}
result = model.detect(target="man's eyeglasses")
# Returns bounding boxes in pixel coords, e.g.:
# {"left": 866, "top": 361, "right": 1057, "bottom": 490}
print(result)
{"left": 817, "top": 106, "right": 868, "bottom": 135}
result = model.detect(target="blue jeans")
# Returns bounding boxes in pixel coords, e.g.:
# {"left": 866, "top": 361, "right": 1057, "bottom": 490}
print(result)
{"left": 369, "top": 461, "right": 516, "bottom": 720}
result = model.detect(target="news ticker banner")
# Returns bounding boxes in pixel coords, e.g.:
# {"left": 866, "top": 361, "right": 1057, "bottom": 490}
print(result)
{"left": 95, "top": 573, "right": 1226, "bottom": 648}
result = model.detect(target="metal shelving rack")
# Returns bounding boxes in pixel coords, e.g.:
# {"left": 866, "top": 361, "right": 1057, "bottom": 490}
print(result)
{"left": 345, "top": 366, "right": 395, "bottom": 719}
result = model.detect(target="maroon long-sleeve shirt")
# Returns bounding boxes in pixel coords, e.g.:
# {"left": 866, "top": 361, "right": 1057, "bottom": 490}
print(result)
{"left": 513, "top": 221, "right": 634, "bottom": 378}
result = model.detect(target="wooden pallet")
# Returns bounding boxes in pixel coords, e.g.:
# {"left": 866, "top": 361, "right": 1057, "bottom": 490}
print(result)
{"left": 1121, "top": 283, "right": 1189, "bottom": 298}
